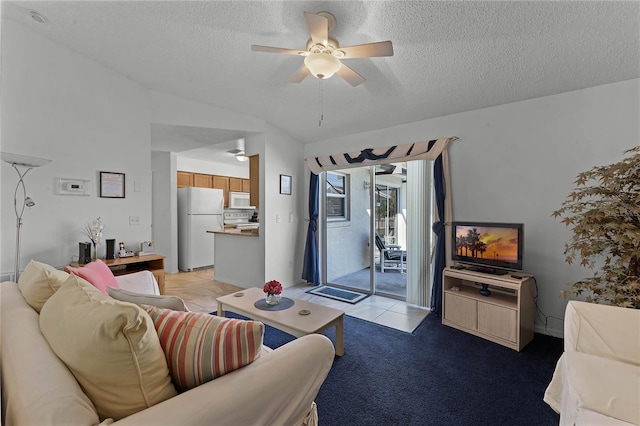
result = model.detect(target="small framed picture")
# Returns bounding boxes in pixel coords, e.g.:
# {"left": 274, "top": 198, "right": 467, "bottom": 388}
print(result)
{"left": 280, "top": 174, "right": 292, "bottom": 195}
{"left": 100, "top": 172, "right": 125, "bottom": 198}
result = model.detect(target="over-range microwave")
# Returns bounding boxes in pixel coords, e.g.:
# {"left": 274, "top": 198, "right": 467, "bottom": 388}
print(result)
{"left": 229, "top": 191, "right": 255, "bottom": 209}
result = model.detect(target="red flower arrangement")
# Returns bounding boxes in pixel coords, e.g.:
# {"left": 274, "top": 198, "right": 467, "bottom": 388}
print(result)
{"left": 263, "top": 280, "right": 283, "bottom": 296}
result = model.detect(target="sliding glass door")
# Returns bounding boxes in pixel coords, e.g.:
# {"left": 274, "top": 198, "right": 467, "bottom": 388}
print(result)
{"left": 373, "top": 165, "right": 407, "bottom": 298}
{"left": 322, "top": 163, "right": 408, "bottom": 299}
{"left": 324, "top": 166, "right": 374, "bottom": 294}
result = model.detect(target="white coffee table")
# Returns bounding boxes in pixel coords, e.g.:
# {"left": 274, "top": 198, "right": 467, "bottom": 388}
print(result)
{"left": 217, "top": 287, "right": 344, "bottom": 356}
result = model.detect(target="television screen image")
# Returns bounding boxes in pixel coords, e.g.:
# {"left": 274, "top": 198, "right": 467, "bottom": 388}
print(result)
{"left": 452, "top": 222, "right": 524, "bottom": 272}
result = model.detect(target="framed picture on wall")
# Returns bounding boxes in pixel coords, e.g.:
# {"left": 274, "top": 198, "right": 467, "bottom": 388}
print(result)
{"left": 280, "top": 174, "right": 292, "bottom": 195}
{"left": 100, "top": 172, "right": 125, "bottom": 198}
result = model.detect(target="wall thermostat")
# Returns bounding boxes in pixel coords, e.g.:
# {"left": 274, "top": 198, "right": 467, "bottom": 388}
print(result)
{"left": 57, "top": 178, "right": 90, "bottom": 196}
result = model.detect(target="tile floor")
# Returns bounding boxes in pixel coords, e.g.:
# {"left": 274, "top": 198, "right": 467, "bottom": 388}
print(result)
{"left": 165, "top": 268, "right": 430, "bottom": 333}
{"left": 284, "top": 285, "right": 429, "bottom": 333}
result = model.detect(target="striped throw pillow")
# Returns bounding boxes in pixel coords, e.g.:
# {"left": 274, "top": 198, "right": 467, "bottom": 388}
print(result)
{"left": 143, "top": 306, "right": 264, "bottom": 392}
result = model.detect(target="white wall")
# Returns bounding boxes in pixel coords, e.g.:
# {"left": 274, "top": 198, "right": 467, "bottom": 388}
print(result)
{"left": 148, "top": 90, "right": 263, "bottom": 134}
{"left": 304, "top": 78, "right": 640, "bottom": 337}
{"left": 151, "top": 152, "right": 178, "bottom": 273}
{"left": 262, "top": 124, "right": 306, "bottom": 288}
{"left": 1, "top": 20, "right": 153, "bottom": 275}
{"left": 176, "top": 156, "right": 249, "bottom": 179}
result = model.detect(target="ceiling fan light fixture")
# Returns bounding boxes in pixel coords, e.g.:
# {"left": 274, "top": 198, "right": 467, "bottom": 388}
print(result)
{"left": 28, "top": 10, "right": 48, "bottom": 24}
{"left": 304, "top": 52, "right": 341, "bottom": 80}
{"left": 233, "top": 138, "right": 248, "bottom": 161}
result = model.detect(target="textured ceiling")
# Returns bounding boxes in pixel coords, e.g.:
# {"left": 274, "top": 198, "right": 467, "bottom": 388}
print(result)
{"left": 4, "top": 1, "right": 639, "bottom": 162}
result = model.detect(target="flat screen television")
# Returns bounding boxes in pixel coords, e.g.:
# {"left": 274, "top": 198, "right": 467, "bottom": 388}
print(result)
{"left": 451, "top": 221, "right": 524, "bottom": 274}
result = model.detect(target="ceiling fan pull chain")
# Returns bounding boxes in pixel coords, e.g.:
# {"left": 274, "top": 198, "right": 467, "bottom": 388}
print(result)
{"left": 318, "top": 80, "right": 324, "bottom": 127}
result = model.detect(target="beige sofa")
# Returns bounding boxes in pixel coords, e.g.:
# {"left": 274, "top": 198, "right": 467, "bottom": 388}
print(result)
{"left": 1, "top": 267, "right": 335, "bottom": 426}
{"left": 544, "top": 301, "right": 640, "bottom": 426}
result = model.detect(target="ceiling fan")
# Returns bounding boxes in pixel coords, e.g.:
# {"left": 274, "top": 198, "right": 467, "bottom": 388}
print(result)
{"left": 251, "top": 11, "right": 393, "bottom": 87}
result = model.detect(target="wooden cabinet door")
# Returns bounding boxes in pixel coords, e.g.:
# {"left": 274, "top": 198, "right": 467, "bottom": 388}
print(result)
{"left": 229, "top": 177, "right": 243, "bottom": 192}
{"left": 177, "top": 171, "right": 193, "bottom": 188}
{"left": 478, "top": 303, "right": 517, "bottom": 342}
{"left": 212, "top": 175, "right": 230, "bottom": 207}
{"left": 249, "top": 155, "right": 259, "bottom": 208}
{"left": 242, "top": 179, "right": 251, "bottom": 192}
{"left": 444, "top": 293, "right": 477, "bottom": 330}
{"left": 193, "top": 173, "right": 212, "bottom": 188}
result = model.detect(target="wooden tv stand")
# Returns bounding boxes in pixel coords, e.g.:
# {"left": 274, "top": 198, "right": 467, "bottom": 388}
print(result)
{"left": 70, "top": 254, "right": 166, "bottom": 295}
{"left": 442, "top": 267, "right": 534, "bottom": 351}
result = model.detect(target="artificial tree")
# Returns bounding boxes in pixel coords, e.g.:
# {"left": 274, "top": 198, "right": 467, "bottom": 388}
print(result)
{"left": 552, "top": 146, "right": 640, "bottom": 309}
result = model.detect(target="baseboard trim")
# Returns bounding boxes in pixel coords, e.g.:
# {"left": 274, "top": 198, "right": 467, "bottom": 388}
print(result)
{"left": 534, "top": 323, "right": 563, "bottom": 338}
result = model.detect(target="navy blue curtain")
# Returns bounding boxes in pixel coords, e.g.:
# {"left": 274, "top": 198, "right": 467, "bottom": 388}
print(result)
{"left": 302, "top": 172, "right": 320, "bottom": 285}
{"left": 430, "top": 152, "right": 446, "bottom": 315}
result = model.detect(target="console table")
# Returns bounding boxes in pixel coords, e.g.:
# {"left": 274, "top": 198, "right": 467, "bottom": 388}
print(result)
{"left": 70, "top": 254, "right": 166, "bottom": 295}
{"left": 442, "top": 267, "right": 534, "bottom": 351}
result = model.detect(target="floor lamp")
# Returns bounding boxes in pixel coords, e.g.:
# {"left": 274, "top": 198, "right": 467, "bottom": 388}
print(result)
{"left": 1, "top": 152, "right": 52, "bottom": 281}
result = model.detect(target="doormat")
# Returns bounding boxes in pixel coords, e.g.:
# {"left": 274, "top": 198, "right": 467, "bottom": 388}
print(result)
{"left": 306, "top": 286, "right": 369, "bottom": 304}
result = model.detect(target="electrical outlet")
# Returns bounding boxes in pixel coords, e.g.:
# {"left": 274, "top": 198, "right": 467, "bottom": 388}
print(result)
{"left": 275, "top": 214, "right": 281, "bottom": 223}
{"left": 129, "top": 216, "right": 141, "bottom": 226}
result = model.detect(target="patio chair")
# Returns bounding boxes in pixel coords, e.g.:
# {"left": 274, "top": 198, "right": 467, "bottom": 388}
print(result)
{"left": 375, "top": 234, "right": 406, "bottom": 273}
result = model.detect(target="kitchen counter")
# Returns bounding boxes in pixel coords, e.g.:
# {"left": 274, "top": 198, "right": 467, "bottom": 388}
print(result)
{"left": 211, "top": 228, "right": 263, "bottom": 288}
{"left": 207, "top": 227, "right": 258, "bottom": 237}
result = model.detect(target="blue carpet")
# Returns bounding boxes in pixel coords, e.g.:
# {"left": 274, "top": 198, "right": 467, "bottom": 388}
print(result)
{"left": 306, "top": 285, "right": 370, "bottom": 304}
{"left": 220, "top": 312, "right": 562, "bottom": 426}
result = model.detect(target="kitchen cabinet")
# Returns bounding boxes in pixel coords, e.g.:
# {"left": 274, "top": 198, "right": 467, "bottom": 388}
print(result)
{"left": 229, "top": 177, "right": 243, "bottom": 192}
{"left": 212, "top": 175, "right": 230, "bottom": 207}
{"left": 249, "top": 155, "right": 259, "bottom": 208}
{"left": 177, "top": 171, "right": 193, "bottom": 188}
{"left": 177, "top": 170, "right": 255, "bottom": 208}
{"left": 193, "top": 173, "right": 212, "bottom": 188}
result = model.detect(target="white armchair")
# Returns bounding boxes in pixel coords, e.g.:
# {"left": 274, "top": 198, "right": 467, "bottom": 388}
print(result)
{"left": 543, "top": 301, "right": 640, "bottom": 425}
{"left": 114, "top": 270, "right": 160, "bottom": 294}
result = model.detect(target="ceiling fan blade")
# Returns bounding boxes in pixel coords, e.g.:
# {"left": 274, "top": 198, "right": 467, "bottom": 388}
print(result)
{"left": 304, "top": 12, "right": 328, "bottom": 47}
{"left": 338, "top": 41, "right": 394, "bottom": 58}
{"left": 290, "top": 65, "right": 311, "bottom": 83}
{"left": 336, "top": 63, "right": 366, "bottom": 87}
{"left": 251, "top": 45, "right": 304, "bottom": 56}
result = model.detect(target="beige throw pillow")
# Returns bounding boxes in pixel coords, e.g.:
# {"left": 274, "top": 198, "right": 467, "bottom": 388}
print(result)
{"left": 39, "top": 275, "right": 177, "bottom": 421}
{"left": 17, "top": 260, "right": 70, "bottom": 312}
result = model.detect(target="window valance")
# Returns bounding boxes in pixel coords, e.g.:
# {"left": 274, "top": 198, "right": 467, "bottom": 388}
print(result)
{"left": 305, "top": 137, "right": 458, "bottom": 174}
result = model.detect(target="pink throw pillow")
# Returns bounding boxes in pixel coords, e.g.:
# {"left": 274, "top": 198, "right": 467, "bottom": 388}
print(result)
{"left": 65, "top": 260, "right": 119, "bottom": 294}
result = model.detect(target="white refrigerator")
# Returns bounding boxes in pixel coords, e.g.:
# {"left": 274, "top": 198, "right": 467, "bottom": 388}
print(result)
{"left": 177, "top": 187, "right": 224, "bottom": 271}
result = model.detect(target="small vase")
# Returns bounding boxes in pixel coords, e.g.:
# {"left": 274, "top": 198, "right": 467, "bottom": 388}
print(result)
{"left": 265, "top": 293, "right": 281, "bottom": 306}
{"left": 479, "top": 283, "right": 491, "bottom": 297}
{"left": 92, "top": 242, "right": 98, "bottom": 261}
